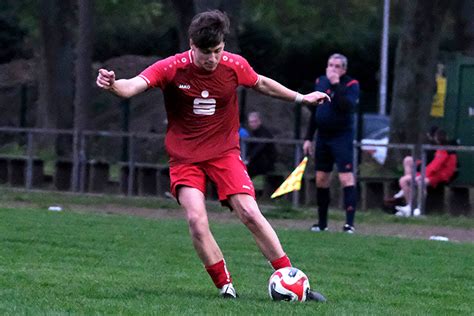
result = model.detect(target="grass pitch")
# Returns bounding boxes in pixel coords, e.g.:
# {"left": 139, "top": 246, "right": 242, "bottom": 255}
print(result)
{"left": 0, "top": 204, "right": 473, "bottom": 315}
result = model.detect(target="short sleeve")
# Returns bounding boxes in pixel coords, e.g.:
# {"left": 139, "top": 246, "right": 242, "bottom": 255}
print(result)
{"left": 229, "top": 54, "right": 259, "bottom": 87}
{"left": 139, "top": 56, "right": 176, "bottom": 89}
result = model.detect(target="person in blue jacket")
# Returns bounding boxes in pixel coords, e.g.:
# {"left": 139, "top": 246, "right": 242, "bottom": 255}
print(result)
{"left": 303, "top": 53, "right": 360, "bottom": 233}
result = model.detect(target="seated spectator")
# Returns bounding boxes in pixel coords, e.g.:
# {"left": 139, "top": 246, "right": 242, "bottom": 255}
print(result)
{"left": 394, "top": 129, "right": 457, "bottom": 217}
{"left": 245, "top": 111, "right": 277, "bottom": 177}
{"left": 391, "top": 126, "right": 439, "bottom": 201}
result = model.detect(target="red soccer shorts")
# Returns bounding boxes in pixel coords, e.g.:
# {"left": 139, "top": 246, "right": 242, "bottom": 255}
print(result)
{"left": 169, "top": 152, "right": 256, "bottom": 204}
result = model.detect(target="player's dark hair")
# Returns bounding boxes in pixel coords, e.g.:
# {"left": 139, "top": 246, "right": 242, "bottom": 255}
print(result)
{"left": 188, "top": 10, "right": 230, "bottom": 49}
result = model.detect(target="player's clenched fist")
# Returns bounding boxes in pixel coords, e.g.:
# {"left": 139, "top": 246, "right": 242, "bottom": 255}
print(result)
{"left": 96, "top": 69, "right": 116, "bottom": 89}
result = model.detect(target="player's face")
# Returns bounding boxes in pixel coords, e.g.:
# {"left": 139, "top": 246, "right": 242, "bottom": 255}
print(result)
{"left": 191, "top": 41, "right": 225, "bottom": 72}
{"left": 327, "top": 58, "right": 346, "bottom": 77}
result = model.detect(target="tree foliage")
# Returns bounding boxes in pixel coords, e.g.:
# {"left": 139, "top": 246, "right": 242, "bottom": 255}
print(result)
{"left": 0, "top": 0, "right": 33, "bottom": 62}
{"left": 239, "top": 0, "right": 385, "bottom": 108}
{"left": 94, "top": 0, "right": 178, "bottom": 60}
{"left": 0, "top": 0, "right": 469, "bottom": 117}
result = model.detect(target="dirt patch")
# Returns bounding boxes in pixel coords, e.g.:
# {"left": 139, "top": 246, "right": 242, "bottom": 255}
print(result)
{"left": 63, "top": 203, "right": 474, "bottom": 244}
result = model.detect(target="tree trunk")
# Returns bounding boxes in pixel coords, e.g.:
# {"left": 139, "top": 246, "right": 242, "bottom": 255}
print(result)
{"left": 74, "top": 0, "right": 93, "bottom": 132}
{"left": 170, "top": 0, "right": 196, "bottom": 51}
{"left": 38, "top": 0, "right": 76, "bottom": 156}
{"left": 388, "top": 0, "right": 451, "bottom": 165}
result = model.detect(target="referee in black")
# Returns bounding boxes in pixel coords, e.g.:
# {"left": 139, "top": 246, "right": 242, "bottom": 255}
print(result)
{"left": 303, "top": 53, "right": 360, "bottom": 233}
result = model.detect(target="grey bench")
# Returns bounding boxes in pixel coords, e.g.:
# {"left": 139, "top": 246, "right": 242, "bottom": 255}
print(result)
{"left": 54, "top": 160, "right": 109, "bottom": 192}
{"left": 358, "top": 176, "right": 399, "bottom": 211}
{"left": 120, "top": 163, "right": 169, "bottom": 196}
{"left": 0, "top": 156, "right": 44, "bottom": 188}
{"left": 422, "top": 183, "right": 472, "bottom": 215}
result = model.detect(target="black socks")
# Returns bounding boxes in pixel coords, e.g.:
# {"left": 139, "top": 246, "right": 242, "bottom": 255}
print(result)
{"left": 317, "top": 186, "right": 357, "bottom": 228}
{"left": 316, "top": 187, "right": 330, "bottom": 228}
{"left": 343, "top": 185, "right": 357, "bottom": 226}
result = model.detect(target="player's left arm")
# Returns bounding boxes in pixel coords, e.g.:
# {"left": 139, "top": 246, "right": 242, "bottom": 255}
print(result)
{"left": 253, "top": 75, "right": 330, "bottom": 105}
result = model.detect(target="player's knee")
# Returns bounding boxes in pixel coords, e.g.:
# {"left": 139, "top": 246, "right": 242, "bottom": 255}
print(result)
{"left": 340, "top": 179, "right": 353, "bottom": 187}
{"left": 187, "top": 214, "right": 209, "bottom": 238}
{"left": 403, "top": 156, "right": 413, "bottom": 167}
{"left": 399, "top": 177, "right": 404, "bottom": 187}
{"left": 339, "top": 174, "right": 354, "bottom": 187}
{"left": 399, "top": 175, "right": 409, "bottom": 186}
{"left": 238, "top": 207, "right": 261, "bottom": 227}
{"left": 316, "top": 175, "right": 330, "bottom": 187}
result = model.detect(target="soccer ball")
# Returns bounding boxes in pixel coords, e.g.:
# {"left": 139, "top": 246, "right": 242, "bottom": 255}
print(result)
{"left": 268, "top": 267, "right": 310, "bottom": 302}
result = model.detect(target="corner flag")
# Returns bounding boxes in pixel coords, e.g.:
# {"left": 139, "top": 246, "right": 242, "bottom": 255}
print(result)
{"left": 271, "top": 157, "right": 308, "bottom": 199}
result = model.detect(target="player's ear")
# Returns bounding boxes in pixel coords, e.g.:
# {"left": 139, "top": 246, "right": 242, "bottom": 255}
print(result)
{"left": 189, "top": 39, "right": 194, "bottom": 50}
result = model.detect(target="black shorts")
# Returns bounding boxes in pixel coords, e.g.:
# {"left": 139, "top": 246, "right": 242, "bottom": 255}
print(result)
{"left": 314, "top": 130, "right": 354, "bottom": 173}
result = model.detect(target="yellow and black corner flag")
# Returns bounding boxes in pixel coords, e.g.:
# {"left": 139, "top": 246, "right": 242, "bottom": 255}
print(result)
{"left": 271, "top": 157, "right": 308, "bottom": 199}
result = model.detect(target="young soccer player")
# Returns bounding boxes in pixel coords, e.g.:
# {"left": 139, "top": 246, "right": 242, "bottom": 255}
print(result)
{"left": 97, "top": 10, "right": 328, "bottom": 300}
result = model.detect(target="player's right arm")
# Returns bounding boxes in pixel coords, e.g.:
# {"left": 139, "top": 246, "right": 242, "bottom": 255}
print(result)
{"left": 96, "top": 68, "right": 148, "bottom": 98}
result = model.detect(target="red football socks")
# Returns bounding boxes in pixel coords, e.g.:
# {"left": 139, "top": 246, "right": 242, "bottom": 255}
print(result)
{"left": 271, "top": 254, "right": 292, "bottom": 270}
{"left": 205, "top": 259, "right": 232, "bottom": 288}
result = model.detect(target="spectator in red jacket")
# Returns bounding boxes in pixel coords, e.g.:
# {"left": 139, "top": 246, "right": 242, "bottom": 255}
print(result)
{"left": 395, "top": 129, "right": 457, "bottom": 217}
{"left": 391, "top": 126, "right": 439, "bottom": 201}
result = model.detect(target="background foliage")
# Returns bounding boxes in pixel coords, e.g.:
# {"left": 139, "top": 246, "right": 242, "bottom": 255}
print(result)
{"left": 2, "top": 0, "right": 398, "bottom": 111}
{"left": 0, "top": 0, "right": 470, "bottom": 144}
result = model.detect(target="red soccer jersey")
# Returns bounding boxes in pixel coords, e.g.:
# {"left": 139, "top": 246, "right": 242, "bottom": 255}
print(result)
{"left": 139, "top": 50, "right": 259, "bottom": 165}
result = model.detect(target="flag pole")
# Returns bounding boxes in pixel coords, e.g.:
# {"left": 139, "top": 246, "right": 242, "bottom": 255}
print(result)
{"left": 292, "top": 147, "right": 303, "bottom": 207}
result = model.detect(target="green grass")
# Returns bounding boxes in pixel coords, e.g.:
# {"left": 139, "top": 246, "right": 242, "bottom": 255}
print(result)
{"left": 0, "top": 206, "right": 473, "bottom": 314}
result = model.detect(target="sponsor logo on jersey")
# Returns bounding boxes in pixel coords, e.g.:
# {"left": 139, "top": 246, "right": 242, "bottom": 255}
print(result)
{"left": 193, "top": 98, "right": 216, "bottom": 115}
{"left": 179, "top": 84, "right": 191, "bottom": 89}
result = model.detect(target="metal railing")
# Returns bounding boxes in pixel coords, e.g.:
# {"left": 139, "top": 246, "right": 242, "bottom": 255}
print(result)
{"left": 0, "top": 127, "right": 305, "bottom": 205}
{"left": 0, "top": 127, "right": 75, "bottom": 190}
{"left": 1, "top": 126, "right": 471, "bottom": 213}
{"left": 354, "top": 140, "right": 474, "bottom": 215}
{"left": 241, "top": 136, "right": 304, "bottom": 206}
{"left": 0, "top": 127, "right": 166, "bottom": 195}
{"left": 79, "top": 130, "right": 165, "bottom": 195}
